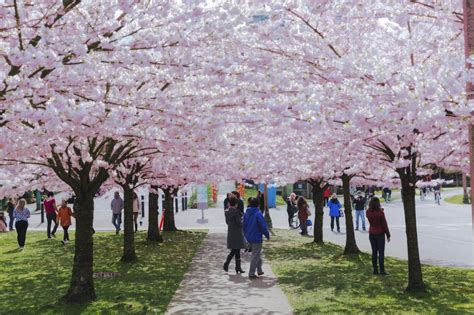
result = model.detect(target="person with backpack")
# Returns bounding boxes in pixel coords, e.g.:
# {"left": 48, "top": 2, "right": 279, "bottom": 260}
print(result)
{"left": 353, "top": 192, "right": 366, "bottom": 231}
{"left": 57, "top": 199, "right": 74, "bottom": 245}
{"left": 243, "top": 197, "right": 270, "bottom": 279}
{"left": 223, "top": 196, "right": 246, "bottom": 274}
{"left": 366, "top": 197, "right": 391, "bottom": 275}
{"left": 328, "top": 193, "right": 342, "bottom": 232}
{"left": 286, "top": 193, "right": 297, "bottom": 228}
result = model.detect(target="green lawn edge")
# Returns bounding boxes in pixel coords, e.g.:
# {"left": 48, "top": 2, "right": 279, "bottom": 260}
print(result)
{"left": 0, "top": 230, "right": 207, "bottom": 315}
{"left": 445, "top": 194, "right": 468, "bottom": 205}
{"left": 265, "top": 229, "right": 474, "bottom": 314}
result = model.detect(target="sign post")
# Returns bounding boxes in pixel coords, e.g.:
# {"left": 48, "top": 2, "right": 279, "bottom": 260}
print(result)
{"left": 196, "top": 184, "right": 208, "bottom": 224}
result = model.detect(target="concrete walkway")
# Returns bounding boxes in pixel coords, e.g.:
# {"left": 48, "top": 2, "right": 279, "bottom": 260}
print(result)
{"left": 166, "top": 231, "right": 293, "bottom": 315}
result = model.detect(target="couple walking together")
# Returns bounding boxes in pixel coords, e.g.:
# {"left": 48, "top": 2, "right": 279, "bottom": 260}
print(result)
{"left": 224, "top": 197, "right": 270, "bottom": 279}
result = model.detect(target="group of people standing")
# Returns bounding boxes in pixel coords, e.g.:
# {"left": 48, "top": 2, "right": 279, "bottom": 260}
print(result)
{"left": 223, "top": 192, "right": 270, "bottom": 279}
{"left": 110, "top": 191, "right": 141, "bottom": 234}
{"left": 286, "top": 189, "right": 391, "bottom": 275}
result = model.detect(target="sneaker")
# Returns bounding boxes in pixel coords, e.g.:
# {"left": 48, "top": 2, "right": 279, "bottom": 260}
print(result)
{"left": 116, "top": 230, "right": 119, "bottom": 235}
{"left": 61, "top": 240, "right": 65, "bottom": 245}
{"left": 249, "top": 275, "right": 258, "bottom": 280}
{"left": 257, "top": 271, "right": 264, "bottom": 276}
{"left": 19, "top": 247, "right": 24, "bottom": 251}
{"left": 51, "top": 233, "right": 56, "bottom": 238}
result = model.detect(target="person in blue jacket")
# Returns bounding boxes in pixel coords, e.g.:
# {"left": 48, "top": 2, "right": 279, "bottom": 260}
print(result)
{"left": 243, "top": 197, "right": 270, "bottom": 279}
{"left": 328, "top": 193, "right": 342, "bottom": 232}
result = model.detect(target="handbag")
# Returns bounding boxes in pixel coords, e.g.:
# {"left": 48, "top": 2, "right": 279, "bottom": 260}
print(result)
{"left": 339, "top": 209, "right": 344, "bottom": 217}
{"left": 306, "top": 207, "right": 312, "bottom": 217}
{"left": 306, "top": 219, "right": 312, "bottom": 226}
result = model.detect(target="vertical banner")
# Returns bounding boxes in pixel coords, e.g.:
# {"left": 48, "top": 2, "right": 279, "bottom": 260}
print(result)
{"left": 196, "top": 184, "right": 208, "bottom": 210}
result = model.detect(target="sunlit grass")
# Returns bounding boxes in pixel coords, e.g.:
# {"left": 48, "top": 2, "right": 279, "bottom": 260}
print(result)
{"left": 266, "top": 229, "right": 474, "bottom": 314}
{"left": 445, "top": 194, "right": 468, "bottom": 205}
{"left": 0, "top": 230, "right": 207, "bottom": 314}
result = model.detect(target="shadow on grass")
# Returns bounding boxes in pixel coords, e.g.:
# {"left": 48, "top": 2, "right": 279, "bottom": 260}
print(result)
{"left": 265, "top": 230, "right": 474, "bottom": 314}
{"left": 0, "top": 230, "right": 207, "bottom": 314}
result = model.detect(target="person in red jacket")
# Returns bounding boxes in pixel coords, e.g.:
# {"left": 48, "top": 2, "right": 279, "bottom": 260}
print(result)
{"left": 297, "top": 196, "right": 309, "bottom": 236}
{"left": 366, "top": 197, "right": 390, "bottom": 275}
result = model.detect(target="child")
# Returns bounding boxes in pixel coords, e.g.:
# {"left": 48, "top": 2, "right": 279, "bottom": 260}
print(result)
{"left": 0, "top": 211, "right": 7, "bottom": 232}
{"left": 57, "top": 199, "right": 74, "bottom": 245}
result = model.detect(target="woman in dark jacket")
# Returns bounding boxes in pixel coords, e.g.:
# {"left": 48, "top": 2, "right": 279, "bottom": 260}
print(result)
{"left": 286, "top": 193, "right": 297, "bottom": 228}
{"left": 223, "top": 197, "right": 246, "bottom": 274}
{"left": 297, "top": 196, "right": 309, "bottom": 236}
{"left": 366, "top": 197, "right": 391, "bottom": 275}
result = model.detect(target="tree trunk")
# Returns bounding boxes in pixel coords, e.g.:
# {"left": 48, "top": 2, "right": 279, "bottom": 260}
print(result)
{"left": 399, "top": 171, "right": 426, "bottom": 292}
{"left": 121, "top": 186, "right": 137, "bottom": 262}
{"left": 342, "top": 174, "right": 360, "bottom": 255}
{"left": 62, "top": 194, "right": 96, "bottom": 303}
{"left": 163, "top": 187, "right": 178, "bottom": 231}
{"left": 310, "top": 180, "right": 325, "bottom": 244}
{"left": 147, "top": 186, "right": 163, "bottom": 242}
{"left": 462, "top": 173, "right": 470, "bottom": 204}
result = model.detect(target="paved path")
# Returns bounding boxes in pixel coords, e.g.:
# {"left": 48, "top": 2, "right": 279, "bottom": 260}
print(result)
{"left": 166, "top": 231, "right": 293, "bottom": 315}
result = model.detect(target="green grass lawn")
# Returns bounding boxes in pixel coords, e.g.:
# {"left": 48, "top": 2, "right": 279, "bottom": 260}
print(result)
{"left": 445, "top": 194, "right": 468, "bottom": 205}
{"left": 0, "top": 230, "right": 207, "bottom": 314}
{"left": 265, "top": 229, "right": 474, "bottom": 314}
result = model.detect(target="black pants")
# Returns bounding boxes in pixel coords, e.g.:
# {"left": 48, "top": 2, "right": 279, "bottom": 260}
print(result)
{"left": 46, "top": 213, "right": 58, "bottom": 237}
{"left": 63, "top": 226, "right": 70, "bottom": 241}
{"left": 300, "top": 218, "right": 308, "bottom": 235}
{"left": 15, "top": 221, "right": 28, "bottom": 247}
{"left": 369, "top": 234, "right": 386, "bottom": 272}
{"left": 331, "top": 216, "right": 340, "bottom": 231}
{"left": 287, "top": 211, "right": 294, "bottom": 227}
{"left": 228, "top": 248, "right": 241, "bottom": 261}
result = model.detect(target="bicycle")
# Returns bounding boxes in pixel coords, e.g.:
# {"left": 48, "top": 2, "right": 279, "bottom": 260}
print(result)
{"left": 290, "top": 213, "right": 300, "bottom": 229}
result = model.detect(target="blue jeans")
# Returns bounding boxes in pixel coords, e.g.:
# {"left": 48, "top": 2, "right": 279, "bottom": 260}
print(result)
{"left": 112, "top": 213, "right": 122, "bottom": 231}
{"left": 355, "top": 210, "right": 365, "bottom": 229}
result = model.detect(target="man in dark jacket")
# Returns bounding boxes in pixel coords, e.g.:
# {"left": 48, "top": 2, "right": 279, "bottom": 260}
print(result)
{"left": 243, "top": 197, "right": 270, "bottom": 279}
{"left": 353, "top": 192, "right": 366, "bottom": 231}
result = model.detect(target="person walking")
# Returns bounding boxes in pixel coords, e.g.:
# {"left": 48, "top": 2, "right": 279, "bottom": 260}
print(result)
{"left": 366, "top": 197, "right": 391, "bottom": 275}
{"left": 44, "top": 192, "right": 58, "bottom": 238}
{"left": 13, "top": 199, "right": 30, "bottom": 250}
{"left": 57, "top": 199, "right": 74, "bottom": 245}
{"left": 328, "top": 193, "right": 342, "bottom": 232}
{"left": 111, "top": 191, "right": 124, "bottom": 235}
{"left": 286, "top": 193, "right": 297, "bottom": 228}
{"left": 353, "top": 192, "right": 366, "bottom": 231}
{"left": 243, "top": 197, "right": 270, "bottom": 279}
{"left": 323, "top": 187, "right": 331, "bottom": 207}
{"left": 132, "top": 192, "right": 140, "bottom": 232}
{"left": 297, "top": 196, "right": 309, "bottom": 236}
{"left": 223, "top": 197, "right": 246, "bottom": 274}
{"left": 7, "top": 197, "right": 15, "bottom": 231}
